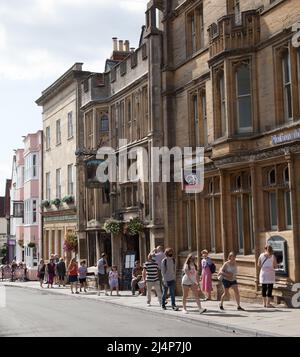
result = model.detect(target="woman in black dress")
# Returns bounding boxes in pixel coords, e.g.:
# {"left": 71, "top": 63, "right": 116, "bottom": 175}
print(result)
{"left": 37, "top": 259, "right": 46, "bottom": 288}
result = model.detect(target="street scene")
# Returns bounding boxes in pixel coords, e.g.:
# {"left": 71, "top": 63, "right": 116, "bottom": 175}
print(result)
{"left": 1, "top": 0, "right": 300, "bottom": 340}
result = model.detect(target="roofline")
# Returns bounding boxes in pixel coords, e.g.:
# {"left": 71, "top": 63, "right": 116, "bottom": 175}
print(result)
{"left": 36, "top": 63, "right": 91, "bottom": 106}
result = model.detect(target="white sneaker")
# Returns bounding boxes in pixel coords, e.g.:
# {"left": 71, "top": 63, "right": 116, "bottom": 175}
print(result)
{"left": 182, "top": 309, "right": 188, "bottom": 314}
{"left": 147, "top": 303, "right": 151, "bottom": 307}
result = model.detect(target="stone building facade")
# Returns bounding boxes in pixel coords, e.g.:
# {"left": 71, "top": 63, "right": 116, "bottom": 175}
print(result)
{"left": 155, "top": 0, "right": 300, "bottom": 304}
{"left": 77, "top": 31, "right": 166, "bottom": 278}
{"left": 36, "top": 64, "right": 91, "bottom": 262}
{"left": 34, "top": 0, "right": 300, "bottom": 302}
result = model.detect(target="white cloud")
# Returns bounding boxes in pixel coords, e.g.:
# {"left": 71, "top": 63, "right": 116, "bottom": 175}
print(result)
{"left": 0, "top": 0, "right": 147, "bottom": 81}
{"left": 0, "top": 25, "right": 6, "bottom": 50}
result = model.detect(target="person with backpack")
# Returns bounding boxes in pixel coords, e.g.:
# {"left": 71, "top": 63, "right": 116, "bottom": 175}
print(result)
{"left": 161, "top": 248, "right": 179, "bottom": 311}
{"left": 200, "top": 249, "right": 215, "bottom": 301}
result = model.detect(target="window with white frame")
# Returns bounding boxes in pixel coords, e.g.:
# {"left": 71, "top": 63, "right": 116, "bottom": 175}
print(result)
{"left": 56, "top": 119, "right": 61, "bottom": 145}
{"left": 68, "top": 112, "right": 73, "bottom": 139}
{"left": 24, "top": 199, "right": 38, "bottom": 225}
{"left": 46, "top": 126, "right": 51, "bottom": 150}
{"left": 46, "top": 172, "right": 51, "bottom": 201}
{"left": 16, "top": 166, "right": 24, "bottom": 189}
{"left": 56, "top": 169, "right": 61, "bottom": 199}
{"left": 67, "top": 164, "right": 74, "bottom": 195}
{"left": 24, "top": 153, "right": 38, "bottom": 182}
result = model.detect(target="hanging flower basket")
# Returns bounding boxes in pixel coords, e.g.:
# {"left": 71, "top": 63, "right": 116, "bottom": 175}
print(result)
{"left": 127, "top": 218, "right": 144, "bottom": 236}
{"left": 41, "top": 200, "right": 50, "bottom": 208}
{"left": 18, "top": 239, "right": 24, "bottom": 248}
{"left": 63, "top": 233, "right": 78, "bottom": 253}
{"left": 103, "top": 219, "right": 123, "bottom": 235}
{"left": 28, "top": 242, "right": 36, "bottom": 249}
{"left": 51, "top": 198, "right": 62, "bottom": 207}
{"left": 62, "top": 195, "right": 74, "bottom": 205}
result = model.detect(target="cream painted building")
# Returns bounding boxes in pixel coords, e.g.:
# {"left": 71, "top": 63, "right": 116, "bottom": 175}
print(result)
{"left": 36, "top": 63, "right": 91, "bottom": 261}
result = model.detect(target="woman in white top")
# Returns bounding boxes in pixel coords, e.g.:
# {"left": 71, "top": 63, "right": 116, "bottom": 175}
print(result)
{"left": 218, "top": 252, "right": 245, "bottom": 311}
{"left": 258, "top": 245, "right": 277, "bottom": 308}
{"left": 181, "top": 254, "right": 207, "bottom": 315}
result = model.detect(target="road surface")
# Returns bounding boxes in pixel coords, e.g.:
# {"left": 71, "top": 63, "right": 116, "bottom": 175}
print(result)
{"left": 0, "top": 286, "right": 239, "bottom": 337}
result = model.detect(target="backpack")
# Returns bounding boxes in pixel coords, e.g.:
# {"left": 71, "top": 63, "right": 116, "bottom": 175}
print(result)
{"left": 164, "top": 257, "right": 176, "bottom": 272}
{"left": 209, "top": 262, "right": 216, "bottom": 274}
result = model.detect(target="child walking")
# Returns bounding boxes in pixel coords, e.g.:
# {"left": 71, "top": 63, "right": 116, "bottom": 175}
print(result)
{"left": 78, "top": 260, "right": 88, "bottom": 293}
{"left": 109, "top": 266, "right": 121, "bottom": 296}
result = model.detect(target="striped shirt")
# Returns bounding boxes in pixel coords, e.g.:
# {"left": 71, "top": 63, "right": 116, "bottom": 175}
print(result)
{"left": 143, "top": 261, "right": 159, "bottom": 282}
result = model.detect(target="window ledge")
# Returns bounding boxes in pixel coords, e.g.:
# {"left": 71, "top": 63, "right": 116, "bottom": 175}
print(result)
{"left": 235, "top": 254, "right": 256, "bottom": 262}
{"left": 67, "top": 136, "right": 74, "bottom": 141}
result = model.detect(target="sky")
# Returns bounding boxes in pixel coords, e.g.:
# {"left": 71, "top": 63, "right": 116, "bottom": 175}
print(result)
{"left": 0, "top": 0, "right": 147, "bottom": 195}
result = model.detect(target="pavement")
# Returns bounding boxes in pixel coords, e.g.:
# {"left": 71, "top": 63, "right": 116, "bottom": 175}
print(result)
{"left": 1, "top": 280, "right": 299, "bottom": 337}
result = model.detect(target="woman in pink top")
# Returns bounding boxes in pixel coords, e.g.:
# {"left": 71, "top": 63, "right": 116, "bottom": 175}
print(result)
{"left": 200, "top": 250, "right": 213, "bottom": 300}
{"left": 258, "top": 245, "right": 277, "bottom": 308}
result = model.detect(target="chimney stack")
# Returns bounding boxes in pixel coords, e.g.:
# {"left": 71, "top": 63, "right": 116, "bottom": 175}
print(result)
{"left": 130, "top": 47, "right": 135, "bottom": 53}
{"left": 119, "top": 40, "right": 124, "bottom": 52}
{"left": 112, "top": 37, "right": 118, "bottom": 51}
{"left": 124, "top": 40, "right": 130, "bottom": 52}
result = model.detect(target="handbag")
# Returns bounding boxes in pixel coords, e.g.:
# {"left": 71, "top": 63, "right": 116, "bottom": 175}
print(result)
{"left": 217, "top": 268, "right": 224, "bottom": 281}
{"left": 217, "top": 273, "right": 223, "bottom": 281}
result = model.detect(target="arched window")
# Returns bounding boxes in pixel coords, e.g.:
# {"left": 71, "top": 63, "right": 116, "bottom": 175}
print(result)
{"left": 268, "top": 169, "right": 276, "bottom": 185}
{"left": 208, "top": 179, "right": 214, "bottom": 194}
{"left": 284, "top": 167, "right": 289, "bottom": 184}
{"left": 236, "top": 175, "right": 242, "bottom": 190}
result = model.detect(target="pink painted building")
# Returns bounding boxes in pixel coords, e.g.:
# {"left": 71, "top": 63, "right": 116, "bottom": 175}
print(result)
{"left": 10, "top": 149, "right": 25, "bottom": 263}
{"left": 23, "top": 131, "right": 43, "bottom": 267}
{"left": 9, "top": 131, "right": 42, "bottom": 268}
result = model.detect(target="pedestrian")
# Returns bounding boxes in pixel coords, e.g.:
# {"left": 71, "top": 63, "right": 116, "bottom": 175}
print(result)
{"left": 151, "top": 246, "right": 165, "bottom": 291}
{"left": 258, "top": 245, "right": 277, "bottom": 308}
{"left": 218, "top": 252, "right": 245, "bottom": 311}
{"left": 56, "top": 258, "right": 66, "bottom": 287}
{"left": 46, "top": 259, "right": 56, "bottom": 289}
{"left": 131, "top": 261, "right": 144, "bottom": 296}
{"left": 37, "top": 259, "right": 46, "bottom": 288}
{"left": 54, "top": 254, "right": 60, "bottom": 285}
{"left": 109, "top": 265, "right": 121, "bottom": 296}
{"left": 182, "top": 254, "right": 207, "bottom": 314}
{"left": 68, "top": 258, "right": 79, "bottom": 294}
{"left": 11, "top": 260, "right": 17, "bottom": 282}
{"left": 161, "top": 248, "right": 179, "bottom": 311}
{"left": 200, "top": 249, "right": 213, "bottom": 301}
{"left": 142, "top": 253, "right": 162, "bottom": 307}
{"left": 97, "top": 253, "right": 109, "bottom": 296}
{"left": 78, "top": 260, "right": 88, "bottom": 293}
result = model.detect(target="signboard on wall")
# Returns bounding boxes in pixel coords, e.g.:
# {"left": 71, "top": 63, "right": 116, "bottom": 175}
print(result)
{"left": 85, "top": 159, "right": 105, "bottom": 188}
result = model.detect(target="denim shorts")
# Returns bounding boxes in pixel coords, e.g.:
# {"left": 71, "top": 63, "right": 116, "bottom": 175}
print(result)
{"left": 222, "top": 279, "right": 238, "bottom": 289}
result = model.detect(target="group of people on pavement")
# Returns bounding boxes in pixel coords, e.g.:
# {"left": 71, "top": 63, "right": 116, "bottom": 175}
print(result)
{"left": 37, "top": 255, "right": 88, "bottom": 294}
{"left": 138, "top": 244, "right": 278, "bottom": 314}
{"left": 36, "top": 244, "right": 278, "bottom": 313}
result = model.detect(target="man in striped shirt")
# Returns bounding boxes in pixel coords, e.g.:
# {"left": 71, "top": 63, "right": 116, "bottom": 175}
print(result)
{"left": 142, "top": 254, "right": 162, "bottom": 307}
